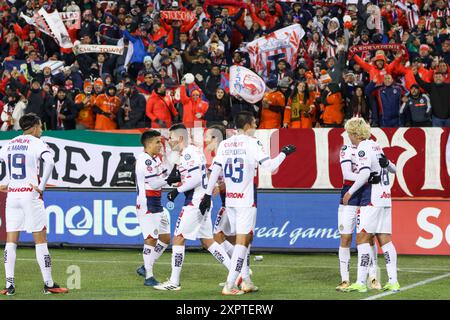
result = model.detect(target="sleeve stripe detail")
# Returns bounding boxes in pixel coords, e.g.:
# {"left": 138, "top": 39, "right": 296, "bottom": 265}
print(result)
{"left": 188, "top": 166, "right": 199, "bottom": 172}
{"left": 259, "top": 157, "right": 270, "bottom": 164}
{"left": 213, "top": 161, "right": 222, "bottom": 167}
{"left": 340, "top": 160, "right": 352, "bottom": 164}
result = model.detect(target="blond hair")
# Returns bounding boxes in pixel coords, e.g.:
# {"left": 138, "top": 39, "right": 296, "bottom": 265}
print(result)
{"left": 344, "top": 117, "right": 371, "bottom": 140}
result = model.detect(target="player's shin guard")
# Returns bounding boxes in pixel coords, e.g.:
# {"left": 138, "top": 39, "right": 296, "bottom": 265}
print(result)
{"left": 35, "top": 243, "right": 54, "bottom": 287}
{"left": 226, "top": 244, "right": 247, "bottom": 287}
{"left": 339, "top": 246, "right": 350, "bottom": 282}
{"left": 356, "top": 243, "right": 371, "bottom": 285}
{"left": 207, "top": 242, "right": 231, "bottom": 270}
{"left": 143, "top": 245, "right": 155, "bottom": 278}
{"left": 368, "top": 244, "right": 379, "bottom": 279}
{"left": 169, "top": 245, "right": 185, "bottom": 286}
{"left": 381, "top": 242, "right": 398, "bottom": 284}
{"left": 240, "top": 245, "right": 251, "bottom": 281}
{"left": 4, "top": 243, "right": 17, "bottom": 288}
{"left": 221, "top": 240, "right": 235, "bottom": 258}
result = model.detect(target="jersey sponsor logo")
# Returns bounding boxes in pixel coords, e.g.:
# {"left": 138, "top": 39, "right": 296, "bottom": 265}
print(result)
{"left": 341, "top": 145, "right": 347, "bottom": 151}
{"left": 257, "top": 140, "right": 263, "bottom": 146}
{"left": 145, "top": 159, "right": 152, "bottom": 166}
{"left": 8, "top": 187, "right": 34, "bottom": 193}
{"left": 184, "top": 154, "right": 191, "bottom": 160}
{"left": 380, "top": 192, "right": 391, "bottom": 199}
{"left": 358, "top": 151, "right": 365, "bottom": 157}
{"left": 226, "top": 192, "right": 244, "bottom": 199}
{"left": 224, "top": 142, "right": 244, "bottom": 148}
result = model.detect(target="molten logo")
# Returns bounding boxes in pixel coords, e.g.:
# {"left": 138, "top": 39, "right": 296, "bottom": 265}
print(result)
{"left": 226, "top": 192, "right": 244, "bottom": 199}
{"left": 8, "top": 187, "right": 33, "bottom": 192}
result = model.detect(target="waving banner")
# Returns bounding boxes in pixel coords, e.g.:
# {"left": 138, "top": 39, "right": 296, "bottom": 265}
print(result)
{"left": 160, "top": 11, "right": 196, "bottom": 21}
{"left": 230, "top": 65, "right": 266, "bottom": 104}
{"left": 60, "top": 11, "right": 81, "bottom": 29}
{"left": 72, "top": 42, "right": 124, "bottom": 55}
{"left": 245, "top": 24, "right": 305, "bottom": 80}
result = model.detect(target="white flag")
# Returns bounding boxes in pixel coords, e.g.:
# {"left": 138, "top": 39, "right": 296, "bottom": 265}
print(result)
{"left": 39, "top": 8, "right": 73, "bottom": 49}
{"left": 229, "top": 66, "right": 266, "bottom": 104}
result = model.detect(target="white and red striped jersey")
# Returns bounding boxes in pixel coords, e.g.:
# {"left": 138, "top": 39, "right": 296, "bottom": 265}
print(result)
{"left": 0, "top": 135, "right": 52, "bottom": 199}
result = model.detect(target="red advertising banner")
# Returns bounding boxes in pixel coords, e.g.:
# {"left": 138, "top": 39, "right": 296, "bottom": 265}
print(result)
{"left": 270, "top": 128, "right": 450, "bottom": 198}
{"left": 160, "top": 11, "right": 196, "bottom": 21}
{"left": 0, "top": 192, "right": 6, "bottom": 242}
{"left": 392, "top": 200, "right": 450, "bottom": 255}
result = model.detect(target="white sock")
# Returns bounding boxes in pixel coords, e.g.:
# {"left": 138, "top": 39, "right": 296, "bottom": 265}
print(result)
{"left": 143, "top": 245, "right": 155, "bottom": 278}
{"left": 368, "top": 244, "right": 378, "bottom": 278}
{"left": 221, "top": 240, "right": 235, "bottom": 258}
{"left": 207, "top": 242, "right": 231, "bottom": 270}
{"left": 4, "top": 243, "right": 17, "bottom": 288}
{"left": 339, "top": 246, "right": 350, "bottom": 282}
{"left": 240, "top": 244, "right": 251, "bottom": 281}
{"left": 382, "top": 242, "right": 398, "bottom": 284}
{"left": 169, "top": 245, "right": 185, "bottom": 286}
{"left": 35, "top": 243, "right": 54, "bottom": 287}
{"left": 356, "top": 243, "right": 371, "bottom": 285}
{"left": 226, "top": 244, "right": 247, "bottom": 287}
{"left": 153, "top": 240, "right": 169, "bottom": 260}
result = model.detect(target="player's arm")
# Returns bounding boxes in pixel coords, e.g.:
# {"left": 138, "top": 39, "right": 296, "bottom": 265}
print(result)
{"left": 341, "top": 161, "right": 358, "bottom": 181}
{"left": 256, "top": 140, "right": 296, "bottom": 173}
{"left": 135, "top": 159, "right": 147, "bottom": 202}
{"left": 199, "top": 163, "right": 221, "bottom": 215}
{"left": 343, "top": 143, "right": 371, "bottom": 205}
{"left": 379, "top": 154, "right": 397, "bottom": 174}
{"left": 146, "top": 168, "right": 169, "bottom": 190}
{"left": 35, "top": 151, "right": 54, "bottom": 193}
{"left": 176, "top": 164, "right": 202, "bottom": 193}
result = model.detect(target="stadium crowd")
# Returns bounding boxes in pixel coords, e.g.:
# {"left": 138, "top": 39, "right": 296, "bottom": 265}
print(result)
{"left": 0, "top": 0, "right": 449, "bottom": 131}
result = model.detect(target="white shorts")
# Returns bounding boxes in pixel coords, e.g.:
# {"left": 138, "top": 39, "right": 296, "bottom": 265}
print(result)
{"left": 213, "top": 207, "right": 235, "bottom": 236}
{"left": 338, "top": 205, "right": 358, "bottom": 235}
{"left": 226, "top": 207, "right": 257, "bottom": 235}
{"left": 5, "top": 197, "right": 47, "bottom": 233}
{"left": 174, "top": 205, "right": 213, "bottom": 241}
{"left": 357, "top": 206, "right": 392, "bottom": 234}
{"left": 137, "top": 208, "right": 171, "bottom": 240}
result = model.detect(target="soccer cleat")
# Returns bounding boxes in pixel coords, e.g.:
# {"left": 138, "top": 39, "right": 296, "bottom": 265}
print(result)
{"left": 43, "top": 283, "right": 69, "bottom": 295}
{"left": 335, "top": 281, "right": 350, "bottom": 292}
{"left": 136, "top": 265, "right": 146, "bottom": 277}
{"left": 368, "top": 277, "right": 382, "bottom": 290}
{"left": 0, "top": 286, "right": 16, "bottom": 296}
{"left": 241, "top": 279, "right": 259, "bottom": 293}
{"left": 144, "top": 276, "right": 160, "bottom": 287}
{"left": 153, "top": 280, "right": 181, "bottom": 291}
{"left": 382, "top": 282, "right": 401, "bottom": 292}
{"left": 222, "top": 284, "right": 245, "bottom": 296}
{"left": 343, "top": 283, "right": 368, "bottom": 293}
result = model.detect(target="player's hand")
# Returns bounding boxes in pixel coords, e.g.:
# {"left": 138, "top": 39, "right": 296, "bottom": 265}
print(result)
{"left": 167, "top": 188, "right": 179, "bottom": 201}
{"left": 29, "top": 183, "right": 43, "bottom": 196}
{"left": 166, "top": 165, "right": 181, "bottom": 185}
{"left": 368, "top": 172, "right": 381, "bottom": 184}
{"left": 379, "top": 154, "right": 389, "bottom": 168}
{"left": 0, "top": 185, "right": 8, "bottom": 193}
{"left": 342, "top": 192, "right": 351, "bottom": 205}
{"left": 199, "top": 194, "right": 211, "bottom": 216}
{"left": 281, "top": 144, "right": 296, "bottom": 156}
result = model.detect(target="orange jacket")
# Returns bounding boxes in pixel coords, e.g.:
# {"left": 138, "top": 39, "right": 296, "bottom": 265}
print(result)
{"left": 353, "top": 54, "right": 400, "bottom": 85}
{"left": 284, "top": 93, "right": 316, "bottom": 128}
{"left": 320, "top": 92, "right": 344, "bottom": 125}
{"left": 179, "top": 86, "right": 208, "bottom": 127}
{"left": 390, "top": 60, "right": 431, "bottom": 90}
{"left": 259, "top": 91, "right": 285, "bottom": 129}
{"left": 146, "top": 92, "right": 178, "bottom": 128}
{"left": 75, "top": 93, "right": 96, "bottom": 129}
{"left": 94, "top": 94, "right": 121, "bottom": 130}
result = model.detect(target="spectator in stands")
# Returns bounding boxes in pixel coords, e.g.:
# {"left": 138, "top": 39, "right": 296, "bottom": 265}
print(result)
{"left": 48, "top": 88, "right": 77, "bottom": 130}
{"left": 145, "top": 82, "right": 178, "bottom": 128}
{"left": 259, "top": 80, "right": 286, "bottom": 129}
{"left": 0, "top": 92, "right": 26, "bottom": 131}
{"left": 204, "top": 88, "right": 231, "bottom": 127}
{"left": 284, "top": 81, "right": 316, "bottom": 129}
{"left": 320, "top": 83, "right": 344, "bottom": 128}
{"left": 346, "top": 84, "right": 370, "bottom": 123}
{"left": 74, "top": 80, "right": 96, "bottom": 129}
{"left": 93, "top": 84, "right": 121, "bottom": 130}
{"left": 400, "top": 84, "right": 432, "bottom": 127}
{"left": 117, "top": 82, "right": 149, "bottom": 129}
{"left": 25, "top": 80, "right": 53, "bottom": 130}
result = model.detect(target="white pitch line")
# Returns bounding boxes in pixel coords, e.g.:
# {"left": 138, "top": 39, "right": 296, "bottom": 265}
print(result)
{"left": 15, "top": 258, "right": 448, "bottom": 273}
{"left": 363, "top": 272, "right": 450, "bottom": 300}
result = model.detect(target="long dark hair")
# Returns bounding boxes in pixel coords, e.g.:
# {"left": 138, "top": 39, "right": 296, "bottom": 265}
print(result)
{"left": 290, "top": 81, "right": 310, "bottom": 105}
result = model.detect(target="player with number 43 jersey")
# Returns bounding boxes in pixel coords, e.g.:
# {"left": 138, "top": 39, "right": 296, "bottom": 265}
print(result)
{"left": 0, "top": 113, "right": 68, "bottom": 296}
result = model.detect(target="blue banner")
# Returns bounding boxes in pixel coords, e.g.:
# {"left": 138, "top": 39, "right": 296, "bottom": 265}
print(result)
{"left": 20, "top": 190, "right": 344, "bottom": 249}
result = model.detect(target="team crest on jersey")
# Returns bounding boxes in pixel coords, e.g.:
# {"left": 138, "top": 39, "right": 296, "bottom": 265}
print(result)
{"left": 184, "top": 154, "right": 191, "bottom": 160}
{"left": 154, "top": 229, "right": 159, "bottom": 236}
{"left": 341, "top": 145, "right": 347, "bottom": 151}
{"left": 257, "top": 140, "right": 263, "bottom": 146}
{"left": 358, "top": 151, "right": 365, "bottom": 157}
{"left": 145, "top": 159, "right": 152, "bottom": 166}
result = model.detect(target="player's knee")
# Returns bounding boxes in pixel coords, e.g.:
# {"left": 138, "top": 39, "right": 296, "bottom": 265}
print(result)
{"left": 213, "top": 232, "right": 225, "bottom": 244}
{"left": 340, "top": 235, "right": 352, "bottom": 247}
{"left": 173, "top": 235, "right": 185, "bottom": 245}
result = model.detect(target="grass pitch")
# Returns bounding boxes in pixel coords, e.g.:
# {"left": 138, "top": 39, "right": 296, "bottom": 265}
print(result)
{"left": 0, "top": 248, "right": 449, "bottom": 300}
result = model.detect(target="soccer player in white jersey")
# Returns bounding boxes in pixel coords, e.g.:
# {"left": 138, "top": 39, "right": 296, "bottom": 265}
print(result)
{"left": 336, "top": 142, "right": 381, "bottom": 291}
{"left": 200, "top": 112, "right": 296, "bottom": 295}
{"left": 205, "top": 125, "right": 236, "bottom": 258}
{"left": 342, "top": 118, "right": 400, "bottom": 293}
{"left": 134, "top": 130, "right": 173, "bottom": 287}
{"left": 154, "top": 124, "right": 232, "bottom": 291}
{"left": 0, "top": 114, "right": 68, "bottom": 295}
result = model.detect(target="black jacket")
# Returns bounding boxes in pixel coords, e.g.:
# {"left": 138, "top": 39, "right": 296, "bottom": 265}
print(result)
{"left": 25, "top": 89, "right": 53, "bottom": 129}
{"left": 414, "top": 74, "right": 450, "bottom": 119}
{"left": 47, "top": 97, "right": 78, "bottom": 130}
{"left": 117, "top": 90, "right": 149, "bottom": 129}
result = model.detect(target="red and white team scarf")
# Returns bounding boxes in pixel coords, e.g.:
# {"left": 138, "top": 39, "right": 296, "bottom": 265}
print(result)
{"left": 348, "top": 43, "right": 408, "bottom": 59}
{"left": 396, "top": 0, "right": 420, "bottom": 30}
